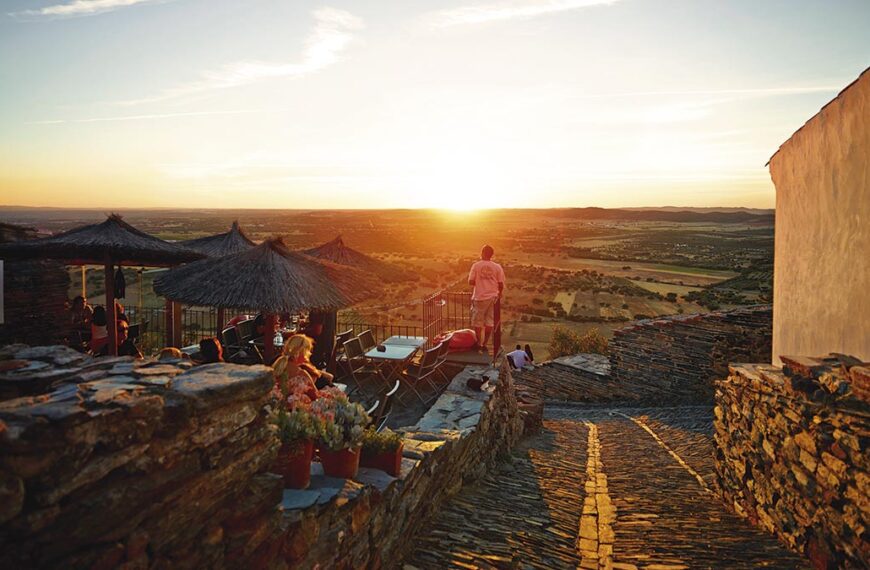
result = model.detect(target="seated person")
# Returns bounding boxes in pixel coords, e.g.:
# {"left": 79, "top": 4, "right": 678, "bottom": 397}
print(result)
{"left": 115, "top": 301, "right": 129, "bottom": 324}
{"left": 196, "top": 337, "right": 224, "bottom": 364}
{"left": 524, "top": 344, "right": 535, "bottom": 364}
{"left": 158, "top": 347, "right": 188, "bottom": 361}
{"left": 507, "top": 344, "right": 530, "bottom": 370}
{"left": 282, "top": 334, "right": 334, "bottom": 390}
{"left": 69, "top": 295, "right": 93, "bottom": 329}
{"left": 89, "top": 305, "right": 109, "bottom": 354}
{"left": 99, "top": 320, "right": 143, "bottom": 358}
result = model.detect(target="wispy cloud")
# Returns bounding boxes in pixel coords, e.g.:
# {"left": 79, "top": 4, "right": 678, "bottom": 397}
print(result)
{"left": 430, "top": 0, "right": 618, "bottom": 26}
{"left": 120, "top": 7, "right": 363, "bottom": 106}
{"left": 10, "top": 0, "right": 170, "bottom": 20}
{"left": 27, "top": 108, "right": 268, "bottom": 125}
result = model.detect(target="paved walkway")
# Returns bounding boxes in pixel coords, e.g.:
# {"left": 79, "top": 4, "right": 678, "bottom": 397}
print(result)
{"left": 405, "top": 405, "right": 807, "bottom": 570}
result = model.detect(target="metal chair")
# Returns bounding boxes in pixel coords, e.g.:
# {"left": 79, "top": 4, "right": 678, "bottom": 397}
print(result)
{"left": 433, "top": 339, "right": 453, "bottom": 383}
{"left": 236, "top": 318, "right": 257, "bottom": 342}
{"left": 221, "top": 326, "right": 261, "bottom": 363}
{"left": 359, "top": 329, "right": 377, "bottom": 352}
{"left": 343, "top": 337, "right": 382, "bottom": 400}
{"left": 399, "top": 345, "right": 440, "bottom": 405}
{"left": 370, "top": 379, "right": 400, "bottom": 432}
{"left": 331, "top": 329, "right": 355, "bottom": 378}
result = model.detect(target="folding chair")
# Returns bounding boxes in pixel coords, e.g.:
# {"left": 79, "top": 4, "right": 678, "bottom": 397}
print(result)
{"left": 236, "top": 319, "right": 256, "bottom": 343}
{"left": 343, "top": 338, "right": 382, "bottom": 401}
{"left": 399, "top": 346, "right": 440, "bottom": 405}
{"left": 221, "top": 326, "right": 261, "bottom": 363}
{"left": 359, "top": 329, "right": 377, "bottom": 352}
{"left": 332, "top": 329, "right": 354, "bottom": 379}
{"left": 432, "top": 340, "right": 453, "bottom": 384}
{"left": 370, "top": 379, "right": 400, "bottom": 432}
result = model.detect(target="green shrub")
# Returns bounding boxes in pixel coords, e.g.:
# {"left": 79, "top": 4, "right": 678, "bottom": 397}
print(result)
{"left": 548, "top": 326, "right": 609, "bottom": 358}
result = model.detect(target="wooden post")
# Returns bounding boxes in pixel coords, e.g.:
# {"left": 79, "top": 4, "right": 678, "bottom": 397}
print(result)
{"left": 216, "top": 307, "right": 225, "bottom": 337}
{"left": 171, "top": 302, "right": 183, "bottom": 348}
{"left": 105, "top": 262, "right": 118, "bottom": 356}
{"left": 164, "top": 298, "right": 174, "bottom": 349}
{"left": 81, "top": 266, "right": 87, "bottom": 298}
{"left": 263, "top": 313, "right": 278, "bottom": 364}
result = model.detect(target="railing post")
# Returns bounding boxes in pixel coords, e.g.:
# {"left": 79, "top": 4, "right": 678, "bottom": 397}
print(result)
{"left": 493, "top": 297, "right": 502, "bottom": 363}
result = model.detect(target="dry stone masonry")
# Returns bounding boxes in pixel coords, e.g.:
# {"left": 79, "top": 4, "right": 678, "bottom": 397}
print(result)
{"left": 715, "top": 354, "right": 869, "bottom": 568}
{"left": 0, "top": 346, "right": 526, "bottom": 569}
{"left": 610, "top": 305, "right": 772, "bottom": 403}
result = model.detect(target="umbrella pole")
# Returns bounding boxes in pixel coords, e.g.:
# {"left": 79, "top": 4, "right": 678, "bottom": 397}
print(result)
{"left": 216, "top": 307, "right": 225, "bottom": 337}
{"left": 264, "top": 313, "right": 277, "bottom": 364}
{"left": 105, "top": 262, "right": 118, "bottom": 356}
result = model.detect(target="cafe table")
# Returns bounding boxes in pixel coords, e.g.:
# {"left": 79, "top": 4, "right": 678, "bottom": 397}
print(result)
{"left": 381, "top": 335, "right": 427, "bottom": 349}
{"left": 364, "top": 342, "right": 421, "bottom": 389}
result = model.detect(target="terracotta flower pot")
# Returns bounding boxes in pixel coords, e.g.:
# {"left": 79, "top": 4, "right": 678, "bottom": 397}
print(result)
{"left": 360, "top": 442, "right": 404, "bottom": 477}
{"left": 319, "top": 446, "right": 361, "bottom": 479}
{"left": 273, "top": 439, "right": 314, "bottom": 489}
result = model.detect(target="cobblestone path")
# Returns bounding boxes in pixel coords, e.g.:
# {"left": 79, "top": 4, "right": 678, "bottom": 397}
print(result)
{"left": 405, "top": 405, "right": 807, "bottom": 570}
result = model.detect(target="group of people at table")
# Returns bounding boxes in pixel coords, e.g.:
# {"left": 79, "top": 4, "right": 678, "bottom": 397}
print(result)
{"left": 68, "top": 295, "right": 142, "bottom": 358}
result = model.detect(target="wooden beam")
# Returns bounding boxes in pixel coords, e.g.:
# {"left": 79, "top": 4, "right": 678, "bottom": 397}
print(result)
{"left": 164, "top": 298, "right": 174, "bottom": 349}
{"left": 171, "top": 302, "right": 183, "bottom": 348}
{"left": 263, "top": 313, "right": 278, "bottom": 364}
{"left": 216, "top": 307, "right": 225, "bottom": 337}
{"left": 105, "top": 262, "right": 118, "bottom": 356}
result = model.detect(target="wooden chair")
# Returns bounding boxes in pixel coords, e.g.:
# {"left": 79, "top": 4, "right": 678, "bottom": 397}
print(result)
{"left": 236, "top": 318, "right": 257, "bottom": 343}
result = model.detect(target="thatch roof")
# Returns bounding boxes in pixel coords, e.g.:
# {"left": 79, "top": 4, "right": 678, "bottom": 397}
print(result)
{"left": 179, "top": 221, "right": 256, "bottom": 257}
{"left": 153, "top": 237, "right": 381, "bottom": 313}
{"left": 0, "top": 214, "right": 203, "bottom": 266}
{"left": 303, "top": 235, "right": 413, "bottom": 283}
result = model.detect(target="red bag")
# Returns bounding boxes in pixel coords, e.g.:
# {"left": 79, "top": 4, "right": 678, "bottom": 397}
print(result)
{"left": 435, "top": 329, "right": 477, "bottom": 349}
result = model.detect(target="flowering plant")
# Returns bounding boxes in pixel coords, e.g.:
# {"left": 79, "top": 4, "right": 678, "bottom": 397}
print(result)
{"left": 361, "top": 427, "right": 403, "bottom": 454}
{"left": 270, "top": 407, "right": 321, "bottom": 446}
{"left": 311, "top": 392, "right": 370, "bottom": 451}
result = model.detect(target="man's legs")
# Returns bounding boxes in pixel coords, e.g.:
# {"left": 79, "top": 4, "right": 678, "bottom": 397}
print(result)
{"left": 482, "top": 325, "right": 493, "bottom": 350}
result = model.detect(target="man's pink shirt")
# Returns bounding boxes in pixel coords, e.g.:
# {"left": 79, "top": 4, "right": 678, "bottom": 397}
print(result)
{"left": 468, "top": 260, "right": 505, "bottom": 301}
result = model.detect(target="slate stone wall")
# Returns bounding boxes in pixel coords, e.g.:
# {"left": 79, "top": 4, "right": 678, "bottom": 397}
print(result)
{"left": 609, "top": 305, "right": 772, "bottom": 403}
{"left": 714, "top": 355, "right": 869, "bottom": 568}
{"left": 0, "top": 346, "right": 526, "bottom": 569}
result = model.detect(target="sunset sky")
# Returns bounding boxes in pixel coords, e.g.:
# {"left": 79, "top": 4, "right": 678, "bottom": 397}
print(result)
{"left": 1, "top": 0, "right": 868, "bottom": 210}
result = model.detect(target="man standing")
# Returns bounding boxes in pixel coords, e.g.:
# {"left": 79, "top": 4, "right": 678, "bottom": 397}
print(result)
{"left": 468, "top": 244, "right": 505, "bottom": 352}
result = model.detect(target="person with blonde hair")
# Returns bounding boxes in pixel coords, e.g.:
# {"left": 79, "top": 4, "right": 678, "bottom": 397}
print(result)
{"left": 282, "top": 334, "right": 335, "bottom": 390}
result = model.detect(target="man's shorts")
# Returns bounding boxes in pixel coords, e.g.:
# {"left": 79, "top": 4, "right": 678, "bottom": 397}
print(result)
{"left": 471, "top": 298, "right": 497, "bottom": 327}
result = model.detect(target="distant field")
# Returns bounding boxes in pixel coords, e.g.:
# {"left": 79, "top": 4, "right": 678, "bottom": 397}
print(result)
{"left": 629, "top": 280, "right": 704, "bottom": 296}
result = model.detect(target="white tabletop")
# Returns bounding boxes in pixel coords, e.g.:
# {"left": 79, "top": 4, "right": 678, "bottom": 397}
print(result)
{"left": 382, "top": 335, "right": 427, "bottom": 348}
{"left": 365, "top": 344, "right": 417, "bottom": 361}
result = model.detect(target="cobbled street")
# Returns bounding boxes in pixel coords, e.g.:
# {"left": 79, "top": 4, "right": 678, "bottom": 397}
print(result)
{"left": 406, "top": 405, "right": 807, "bottom": 570}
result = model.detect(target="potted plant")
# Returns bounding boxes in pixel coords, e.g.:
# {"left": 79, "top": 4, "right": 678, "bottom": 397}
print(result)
{"left": 360, "top": 428, "right": 404, "bottom": 476}
{"left": 268, "top": 362, "right": 322, "bottom": 489}
{"left": 312, "top": 391, "right": 369, "bottom": 479}
{"left": 270, "top": 407, "right": 319, "bottom": 489}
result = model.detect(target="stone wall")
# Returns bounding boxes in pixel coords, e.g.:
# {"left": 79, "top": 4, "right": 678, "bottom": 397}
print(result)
{"left": 769, "top": 68, "right": 870, "bottom": 363}
{"left": 0, "top": 351, "right": 278, "bottom": 569}
{"left": 0, "top": 346, "right": 527, "bottom": 569}
{"left": 714, "top": 354, "right": 869, "bottom": 568}
{"left": 609, "top": 305, "right": 772, "bottom": 403}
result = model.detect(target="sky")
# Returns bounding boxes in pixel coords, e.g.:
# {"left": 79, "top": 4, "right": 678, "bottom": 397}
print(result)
{"left": 0, "top": 0, "right": 868, "bottom": 210}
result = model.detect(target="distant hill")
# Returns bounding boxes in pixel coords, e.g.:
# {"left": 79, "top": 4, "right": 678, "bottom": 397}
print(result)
{"left": 623, "top": 206, "right": 774, "bottom": 215}
{"left": 550, "top": 207, "right": 774, "bottom": 224}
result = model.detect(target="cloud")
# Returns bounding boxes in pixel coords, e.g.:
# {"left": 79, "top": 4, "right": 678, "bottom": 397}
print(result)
{"left": 27, "top": 108, "right": 268, "bottom": 125}
{"left": 10, "top": 0, "right": 170, "bottom": 19}
{"left": 430, "top": 0, "right": 618, "bottom": 26}
{"left": 120, "top": 7, "right": 363, "bottom": 105}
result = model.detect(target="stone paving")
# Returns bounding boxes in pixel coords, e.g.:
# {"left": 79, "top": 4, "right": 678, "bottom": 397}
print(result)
{"left": 405, "top": 404, "right": 808, "bottom": 570}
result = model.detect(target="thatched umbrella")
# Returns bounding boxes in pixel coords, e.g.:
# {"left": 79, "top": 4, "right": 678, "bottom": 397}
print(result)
{"left": 0, "top": 214, "right": 203, "bottom": 355}
{"left": 303, "top": 235, "right": 413, "bottom": 283}
{"left": 153, "top": 237, "right": 381, "bottom": 362}
{"left": 179, "top": 221, "right": 256, "bottom": 258}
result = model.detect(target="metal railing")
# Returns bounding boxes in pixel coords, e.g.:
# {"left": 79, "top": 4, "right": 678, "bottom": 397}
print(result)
{"left": 335, "top": 320, "right": 424, "bottom": 342}
{"left": 124, "top": 306, "right": 249, "bottom": 355}
{"left": 422, "top": 290, "right": 501, "bottom": 358}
